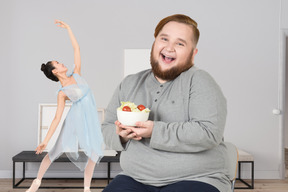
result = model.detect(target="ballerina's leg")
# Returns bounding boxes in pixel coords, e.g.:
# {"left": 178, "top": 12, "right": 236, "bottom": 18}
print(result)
{"left": 26, "top": 154, "right": 51, "bottom": 192}
{"left": 84, "top": 158, "right": 96, "bottom": 192}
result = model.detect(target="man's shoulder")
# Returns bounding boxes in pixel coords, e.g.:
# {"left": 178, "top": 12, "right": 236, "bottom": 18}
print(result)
{"left": 181, "top": 66, "right": 207, "bottom": 78}
{"left": 179, "top": 67, "right": 218, "bottom": 87}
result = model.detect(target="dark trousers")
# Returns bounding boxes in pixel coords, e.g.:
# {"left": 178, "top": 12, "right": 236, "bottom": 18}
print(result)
{"left": 103, "top": 175, "right": 220, "bottom": 192}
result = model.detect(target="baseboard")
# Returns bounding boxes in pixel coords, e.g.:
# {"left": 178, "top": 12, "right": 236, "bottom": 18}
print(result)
{"left": 0, "top": 171, "right": 11, "bottom": 178}
{"left": 0, "top": 170, "right": 122, "bottom": 179}
{"left": 239, "top": 170, "right": 282, "bottom": 179}
{"left": 4, "top": 160, "right": 122, "bottom": 179}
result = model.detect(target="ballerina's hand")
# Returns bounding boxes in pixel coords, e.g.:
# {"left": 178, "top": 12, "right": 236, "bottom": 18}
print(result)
{"left": 35, "top": 142, "right": 47, "bottom": 154}
{"left": 55, "top": 19, "right": 70, "bottom": 29}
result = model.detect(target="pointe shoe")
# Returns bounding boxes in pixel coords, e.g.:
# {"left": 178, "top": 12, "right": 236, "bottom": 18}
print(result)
{"left": 26, "top": 179, "right": 41, "bottom": 192}
{"left": 84, "top": 187, "right": 91, "bottom": 192}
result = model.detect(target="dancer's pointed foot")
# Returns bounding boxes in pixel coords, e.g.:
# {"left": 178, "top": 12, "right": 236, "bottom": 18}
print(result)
{"left": 26, "top": 178, "right": 41, "bottom": 192}
{"left": 84, "top": 186, "right": 91, "bottom": 192}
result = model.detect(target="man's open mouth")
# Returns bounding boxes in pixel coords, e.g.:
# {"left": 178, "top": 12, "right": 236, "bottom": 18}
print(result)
{"left": 161, "top": 53, "right": 176, "bottom": 63}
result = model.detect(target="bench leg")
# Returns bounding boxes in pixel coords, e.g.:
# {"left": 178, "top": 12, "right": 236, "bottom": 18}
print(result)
{"left": 107, "top": 162, "right": 111, "bottom": 184}
{"left": 23, "top": 162, "right": 26, "bottom": 180}
{"left": 13, "top": 162, "right": 26, "bottom": 188}
{"left": 13, "top": 161, "right": 15, "bottom": 188}
{"left": 238, "top": 161, "right": 241, "bottom": 179}
{"left": 251, "top": 161, "right": 254, "bottom": 189}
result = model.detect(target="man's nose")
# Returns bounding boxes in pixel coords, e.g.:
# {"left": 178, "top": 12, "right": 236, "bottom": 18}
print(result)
{"left": 165, "top": 42, "right": 175, "bottom": 52}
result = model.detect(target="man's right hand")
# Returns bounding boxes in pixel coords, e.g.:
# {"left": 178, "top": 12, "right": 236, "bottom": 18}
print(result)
{"left": 115, "top": 120, "right": 142, "bottom": 143}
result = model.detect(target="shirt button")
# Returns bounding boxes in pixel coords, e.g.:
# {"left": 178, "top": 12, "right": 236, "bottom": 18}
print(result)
{"left": 156, "top": 91, "right": 160, "bottom": 94}
{"left": 155, "top": 99, "right": 158, "bottom": 102}
{"left": 160, "top": 85, "right": 163, "bottom": 87}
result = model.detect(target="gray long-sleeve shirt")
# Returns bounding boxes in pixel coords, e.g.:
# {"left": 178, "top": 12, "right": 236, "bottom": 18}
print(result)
{"left": 102, "top": 66, "right": 231, "bottom": 191}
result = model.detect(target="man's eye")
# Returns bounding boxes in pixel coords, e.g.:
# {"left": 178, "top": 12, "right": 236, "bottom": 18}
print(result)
{"left": 177, "top": 43, "right": 184, "bottom": 46}
{"left": 161, "top": 38, "right": 168, "bottom": 41}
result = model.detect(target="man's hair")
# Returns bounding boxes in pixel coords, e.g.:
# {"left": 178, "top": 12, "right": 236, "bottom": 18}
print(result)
{"left": 154, "top": 14, "right": 200, "bottom": 46}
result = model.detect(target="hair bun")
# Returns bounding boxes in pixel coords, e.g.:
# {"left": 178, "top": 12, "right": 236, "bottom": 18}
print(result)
{"left": 41, "top": 63, "right": 46, "bottom": 72}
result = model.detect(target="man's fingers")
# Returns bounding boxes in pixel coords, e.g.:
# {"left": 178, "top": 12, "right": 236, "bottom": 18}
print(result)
{"left": 119, "top": 129, "right": 140, "bottom": 139}
{"left": 119, "top": 129, "right": 131, "bottom": 137}
{"left": 130, "top": 127, "right": 142, "bottom": 135}
{"left": 132, "top": 136, "right": 142, "bottom": 140}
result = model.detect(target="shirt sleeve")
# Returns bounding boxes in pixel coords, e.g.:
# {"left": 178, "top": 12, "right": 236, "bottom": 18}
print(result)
{"left": 101, "top": 82, "right": 130, "bottom": 151}
{"left": 149, "top": 70, "right": 227, "bottom": 153}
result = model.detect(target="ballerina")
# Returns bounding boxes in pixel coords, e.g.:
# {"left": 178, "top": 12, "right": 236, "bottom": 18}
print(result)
{"left": 26, "top": 20, "right": 104, "bottom": 192}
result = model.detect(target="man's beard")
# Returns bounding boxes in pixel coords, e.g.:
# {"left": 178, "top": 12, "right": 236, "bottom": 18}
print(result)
{"left": 150, "top": 46, "right": 194, "bottom": 81}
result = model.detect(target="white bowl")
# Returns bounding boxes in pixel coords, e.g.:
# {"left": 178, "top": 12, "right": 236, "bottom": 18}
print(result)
{"left": 117, "top": 110, "right": 149, "bottom": 126}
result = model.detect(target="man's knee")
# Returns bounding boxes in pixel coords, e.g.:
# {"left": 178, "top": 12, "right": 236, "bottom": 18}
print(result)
{"left": 103, "top": 175, "right": 148, "bottom": 192}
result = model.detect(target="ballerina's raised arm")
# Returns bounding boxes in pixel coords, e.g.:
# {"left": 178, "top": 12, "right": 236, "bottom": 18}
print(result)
{"left": 55, "top": 19, "right": 81, "bottom": 75}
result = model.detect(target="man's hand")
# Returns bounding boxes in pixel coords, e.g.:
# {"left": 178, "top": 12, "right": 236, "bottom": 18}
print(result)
{"left": 130, "top": 120, "right": 154, "bottom": 138}
{"left": 115, "top": 121, "right": 142, "bottom": 143}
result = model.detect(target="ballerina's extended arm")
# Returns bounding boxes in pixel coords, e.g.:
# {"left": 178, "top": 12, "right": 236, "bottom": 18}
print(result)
{"left": 55, "top": 19, "right": 81, "bottom": 75}
{"left": 36, "top": 91, "right": 66, "bottom": 154}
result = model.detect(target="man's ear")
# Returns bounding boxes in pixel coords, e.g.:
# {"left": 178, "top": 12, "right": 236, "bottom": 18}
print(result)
{"left": 191, "top": 48, "right": 198, "bottom": 63}
{"left": 193, "top": 48, "right": 198, "bottom": 56}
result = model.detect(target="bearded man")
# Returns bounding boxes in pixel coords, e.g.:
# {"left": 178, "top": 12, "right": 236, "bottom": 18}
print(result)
{"left": 102, "top": 14, "right": 230, "bottom": 192}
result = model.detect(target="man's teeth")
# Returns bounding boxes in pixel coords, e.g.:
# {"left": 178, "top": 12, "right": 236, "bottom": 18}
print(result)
{"left": 165, "top": 57, "right": 173, "bottom": 61}
{"left": 164, "top": 55, "right": 174, "bottom": 61}
{"left": 162, "top": 54, "right": 175, "bottom": 61}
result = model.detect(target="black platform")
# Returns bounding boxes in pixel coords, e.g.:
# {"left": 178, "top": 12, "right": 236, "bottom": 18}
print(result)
{"left": 12, "top": 151, "right": 120, "bottom": 189}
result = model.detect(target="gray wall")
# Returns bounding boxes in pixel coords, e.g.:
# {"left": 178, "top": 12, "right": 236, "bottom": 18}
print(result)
{"left": 0, "top": 0, "right": 285, "bottom": 179}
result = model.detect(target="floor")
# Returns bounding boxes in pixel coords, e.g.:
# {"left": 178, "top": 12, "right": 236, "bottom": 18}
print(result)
{"left": 1, "top": 178, "right": 288, "bottom": 192}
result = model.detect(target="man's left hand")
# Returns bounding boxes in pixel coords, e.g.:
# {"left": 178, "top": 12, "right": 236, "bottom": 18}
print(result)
{"left": 130, "top": 120, "right": 154, "bottom": 138}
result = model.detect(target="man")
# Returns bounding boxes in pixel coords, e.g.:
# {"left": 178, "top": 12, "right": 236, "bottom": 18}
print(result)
{"left": 102, "top": 14, "right": 230, "bottom": 192}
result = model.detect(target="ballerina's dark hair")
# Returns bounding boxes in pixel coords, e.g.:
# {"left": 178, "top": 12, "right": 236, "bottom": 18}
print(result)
{"left": 41, "top": 61, "right": 59, "bottom": 82}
